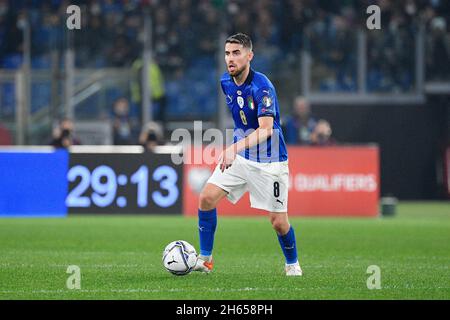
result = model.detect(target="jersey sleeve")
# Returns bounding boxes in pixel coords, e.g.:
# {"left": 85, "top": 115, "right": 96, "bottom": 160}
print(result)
{"left": 255, "top": 87, "right": 276, "bottom": 118}
{"left": 220, "top": 81, "right": 226, "bottom": 95}
{"left": 220, "top": 72, "right": 230, "bottom": 96}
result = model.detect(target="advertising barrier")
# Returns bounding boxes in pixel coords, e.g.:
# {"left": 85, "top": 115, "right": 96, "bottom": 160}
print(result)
{"left": 1, "top": 145, "right": 378, "bottom": 217}
{"left": 183, "top": 146, "right": 380, "bottom": 217}
{"left": 0, "top": 148, "right": 68, "bottom": 217}
{"left": 0, "top": 147, "right": 183, "bottom": 216}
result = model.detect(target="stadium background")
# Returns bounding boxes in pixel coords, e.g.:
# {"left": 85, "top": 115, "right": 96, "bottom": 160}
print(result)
{"left": 0, "top": 0, "right": 449, "bottom": 300}
{"left": 0, "top": 0, "right": 449, "bottom": 201}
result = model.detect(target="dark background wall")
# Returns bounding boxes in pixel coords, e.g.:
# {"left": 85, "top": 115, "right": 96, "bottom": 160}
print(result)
{"left": 310, "top": 96, "right": 449, "bottom": 200}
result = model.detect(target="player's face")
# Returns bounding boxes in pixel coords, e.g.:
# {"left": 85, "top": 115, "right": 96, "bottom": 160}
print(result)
{"left": 225, "top": 43, "right": 253, "bottom": 77}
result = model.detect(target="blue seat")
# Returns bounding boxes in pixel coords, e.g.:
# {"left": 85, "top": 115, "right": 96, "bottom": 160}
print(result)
{"left": 190, "top": 56, "right": 215, "bottom": 71}
{"left": 251, "top": 55, "right": 272, "bottom": 75}
{"left": 367, "top": 69, "right": 383, "bottom": 92}
{"left": 166, "top": 79, "right": 192, "bottom": 118}
{"left": 75, "top": 94, "right": 101, "bottom": 119}
{"left": 31, "top": 82, "right": 51, "bottom": 113}
{"left": 2, "top": 54, "right": 23, "bottom": 69}
{"left": 0, "top": 83, "right": 15, "bottom": 117}
{"left": 166, "top": 68, "right": 218, "bottom": 120}
{"left": 105, "top": 88, "right": 124, "bottom": 106}
{"left": 31, "top": 55, "right": 51, "bottom": 69}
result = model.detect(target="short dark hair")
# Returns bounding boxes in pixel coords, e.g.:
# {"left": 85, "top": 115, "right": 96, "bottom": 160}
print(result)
{"left": 225, "top": 33, "right": 253, "bottom": 51}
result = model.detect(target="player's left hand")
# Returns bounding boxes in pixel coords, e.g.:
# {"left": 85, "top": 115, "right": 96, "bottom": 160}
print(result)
{"left": 219, "top": 146, "right": 237, "bottom": 172}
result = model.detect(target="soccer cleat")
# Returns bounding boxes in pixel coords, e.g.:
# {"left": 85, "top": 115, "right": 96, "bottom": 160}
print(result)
{"left": 193, "top": 256, "right": 213, "bottom": 273}
{"left": 285, "top": 261, "right": 303, "bottom": 276}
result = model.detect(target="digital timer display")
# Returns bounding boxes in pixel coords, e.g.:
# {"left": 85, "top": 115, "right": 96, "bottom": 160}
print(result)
{"left": 68, "top": 153, "right": 183, "bottom": 214}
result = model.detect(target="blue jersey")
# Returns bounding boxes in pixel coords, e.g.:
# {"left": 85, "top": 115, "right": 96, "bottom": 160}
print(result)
{"left": 220, "top": 69, "right": 288, "bottom": 163}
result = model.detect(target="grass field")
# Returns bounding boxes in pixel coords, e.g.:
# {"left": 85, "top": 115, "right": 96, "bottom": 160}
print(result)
{"left": 0, "top": 201, "right": 449, "bottom": 300}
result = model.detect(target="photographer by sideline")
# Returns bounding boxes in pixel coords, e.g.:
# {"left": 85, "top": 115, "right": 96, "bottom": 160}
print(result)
{"left": 50, "top": 118, "right": 81, "bottom": 149}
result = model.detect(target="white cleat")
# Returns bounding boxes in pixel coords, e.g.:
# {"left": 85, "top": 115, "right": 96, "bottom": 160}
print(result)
{"left": 193, "top": 256, "right": 213, "bottom": 273}
{"left": 285, "top": 261, "right": 303, "bottom": 276}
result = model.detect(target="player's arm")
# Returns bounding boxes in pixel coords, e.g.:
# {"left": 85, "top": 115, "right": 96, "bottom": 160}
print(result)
{"left": 220, "top": 116, "right": 273, "bottom": 171}
{"left": 234, "top": 116, "right": 273, "bottom": 152}
{"left": 220, "top": 86, "right": 276, "bottom": 171}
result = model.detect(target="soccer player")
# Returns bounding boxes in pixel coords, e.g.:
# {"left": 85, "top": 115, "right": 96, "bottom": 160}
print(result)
{"left": 193, "top": 33, "right": 302, "bottom": 276}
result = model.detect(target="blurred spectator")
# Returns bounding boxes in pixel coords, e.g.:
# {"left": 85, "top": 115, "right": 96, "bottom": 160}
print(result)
{"left": 252, "top": 8, "right": 281, "bottom": 72}
{"left": 197, "top": 4, "right": 219, "bottom": 57}
{"left": 177, "top": 11, "right": 197, "bottom": 65}
{"left": 310, "top": 119, "right": 336, "bottom": 146}
{"left": 281, "top": 0, "right": 316, "bottom": 52}
{"left": 50, "top": 118, "right": 81, "bottom": 149}
{"left": 327, "top": 15, "right": 355, "bottom": 89}
{"left": 139, "top": 121, "right": 164, "bottom": 152}
{"left": 3, "top": 12, "right": 25, "bottom": 57}
{"left": 284, "top": 96, "right": 317, "bottom": 145}
{"left": 106, "top": 34, "right": 134, "bottom": 67}
{"left": 75, "top": 14, "right": 107, "bottom": 67}
{"left": 0, "top": 122, "right": 12, "bottom": 145}
{"left": 228, "top": 7, "right": 253, "bottom": 38}
{"left": 131, "top": 56, "right": 167, "bottom": 123}
{"left": 112, "top": 97, "right": 135, "bottom": 145}
{"left": 426, "top": 16, "right": 450, "bottom": 80}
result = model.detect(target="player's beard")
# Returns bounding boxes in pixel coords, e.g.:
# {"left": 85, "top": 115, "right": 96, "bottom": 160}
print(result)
{"left": 229, "top": 64, "right": 246, "bottom": 79}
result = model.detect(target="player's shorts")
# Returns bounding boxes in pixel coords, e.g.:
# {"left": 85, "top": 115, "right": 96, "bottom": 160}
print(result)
{"left": 206, "top": 155, "right": 289, "bottom": 213}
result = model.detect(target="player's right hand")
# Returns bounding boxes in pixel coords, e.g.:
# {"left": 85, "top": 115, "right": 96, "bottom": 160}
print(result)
{"left": 219, "top": 146, "right": 236, "bottom": 172}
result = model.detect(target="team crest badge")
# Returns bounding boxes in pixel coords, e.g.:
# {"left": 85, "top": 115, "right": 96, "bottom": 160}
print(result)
{"left": 247, "top": 96, "right": 255, "bottom": 110}
{"left": 262, "top": 96, "right": 272, "bottom": 107}
{"left": 237, "top": 96, "right": 244, "bottom": 108}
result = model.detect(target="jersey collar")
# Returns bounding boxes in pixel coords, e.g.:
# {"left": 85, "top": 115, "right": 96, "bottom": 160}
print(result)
{"left": 230, "top": 68, "right": 254, "bottom": 88}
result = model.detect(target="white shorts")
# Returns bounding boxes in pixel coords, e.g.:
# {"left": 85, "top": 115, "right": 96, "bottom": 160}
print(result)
{"left": 207, "top": 155, "right": 289, "bottom": 213}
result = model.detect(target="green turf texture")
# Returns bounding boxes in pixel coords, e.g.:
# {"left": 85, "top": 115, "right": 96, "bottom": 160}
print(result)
{"left": 0, "top": 201, "right": 449, "bottom": 300}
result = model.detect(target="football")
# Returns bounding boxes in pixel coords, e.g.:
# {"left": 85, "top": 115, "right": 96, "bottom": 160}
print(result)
{"left": 162, "top": 240, "right": 198, "bottom": 276}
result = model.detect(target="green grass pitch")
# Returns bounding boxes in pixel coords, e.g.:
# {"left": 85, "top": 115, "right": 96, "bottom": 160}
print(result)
{"left": 0, "top": 202, "right": 449, "bottom": 300}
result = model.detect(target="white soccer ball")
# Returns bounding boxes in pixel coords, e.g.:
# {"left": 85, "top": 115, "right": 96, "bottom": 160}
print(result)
{"left": 162, "top": 240, "right": 197, "bottom": 276}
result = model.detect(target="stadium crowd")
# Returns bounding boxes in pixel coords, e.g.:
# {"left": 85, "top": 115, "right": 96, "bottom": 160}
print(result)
{"left": 1, "top": 0, "right": 449, "bottom": 77}
{"left": 0, "top": 0, "right": 449, "bottom": 145}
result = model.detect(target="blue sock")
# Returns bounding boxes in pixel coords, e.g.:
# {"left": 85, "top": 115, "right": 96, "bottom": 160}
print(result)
{"left": 198, "top": 208, "right": 217, "bottom": 256}
{"left": 277, "top": 226, "right": 298, "bottom": 264}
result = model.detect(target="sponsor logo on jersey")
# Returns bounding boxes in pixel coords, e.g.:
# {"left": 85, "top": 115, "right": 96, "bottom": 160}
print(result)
{"left": 226, "top": 94, "right": 233, "bottom": 104}
{"left": 237, "top": 96, "right": 244, "bottom": 108}
{"left": 247, "top": 96, "right": 255, "bottom": 110}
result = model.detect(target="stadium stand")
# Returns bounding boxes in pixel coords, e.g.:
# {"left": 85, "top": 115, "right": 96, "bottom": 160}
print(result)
{"left": 0, "top": 0, "right": 449, "bottom": 120}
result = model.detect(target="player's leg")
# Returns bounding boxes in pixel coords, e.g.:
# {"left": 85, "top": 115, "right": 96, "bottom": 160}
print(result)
{"left": 269, "top": 212, "right": 302, "bottom": 276}
{"left": 196, "top": 183, "right": 227, "bottom": 270}
{"left": 245, "top": 159, "right": 302, "bottom": 275}
{"left": 194, "top": 156, "right": 248, "bottom": 273}
{"left": 199, "top": 182, "right": 227, "bottom": 210}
